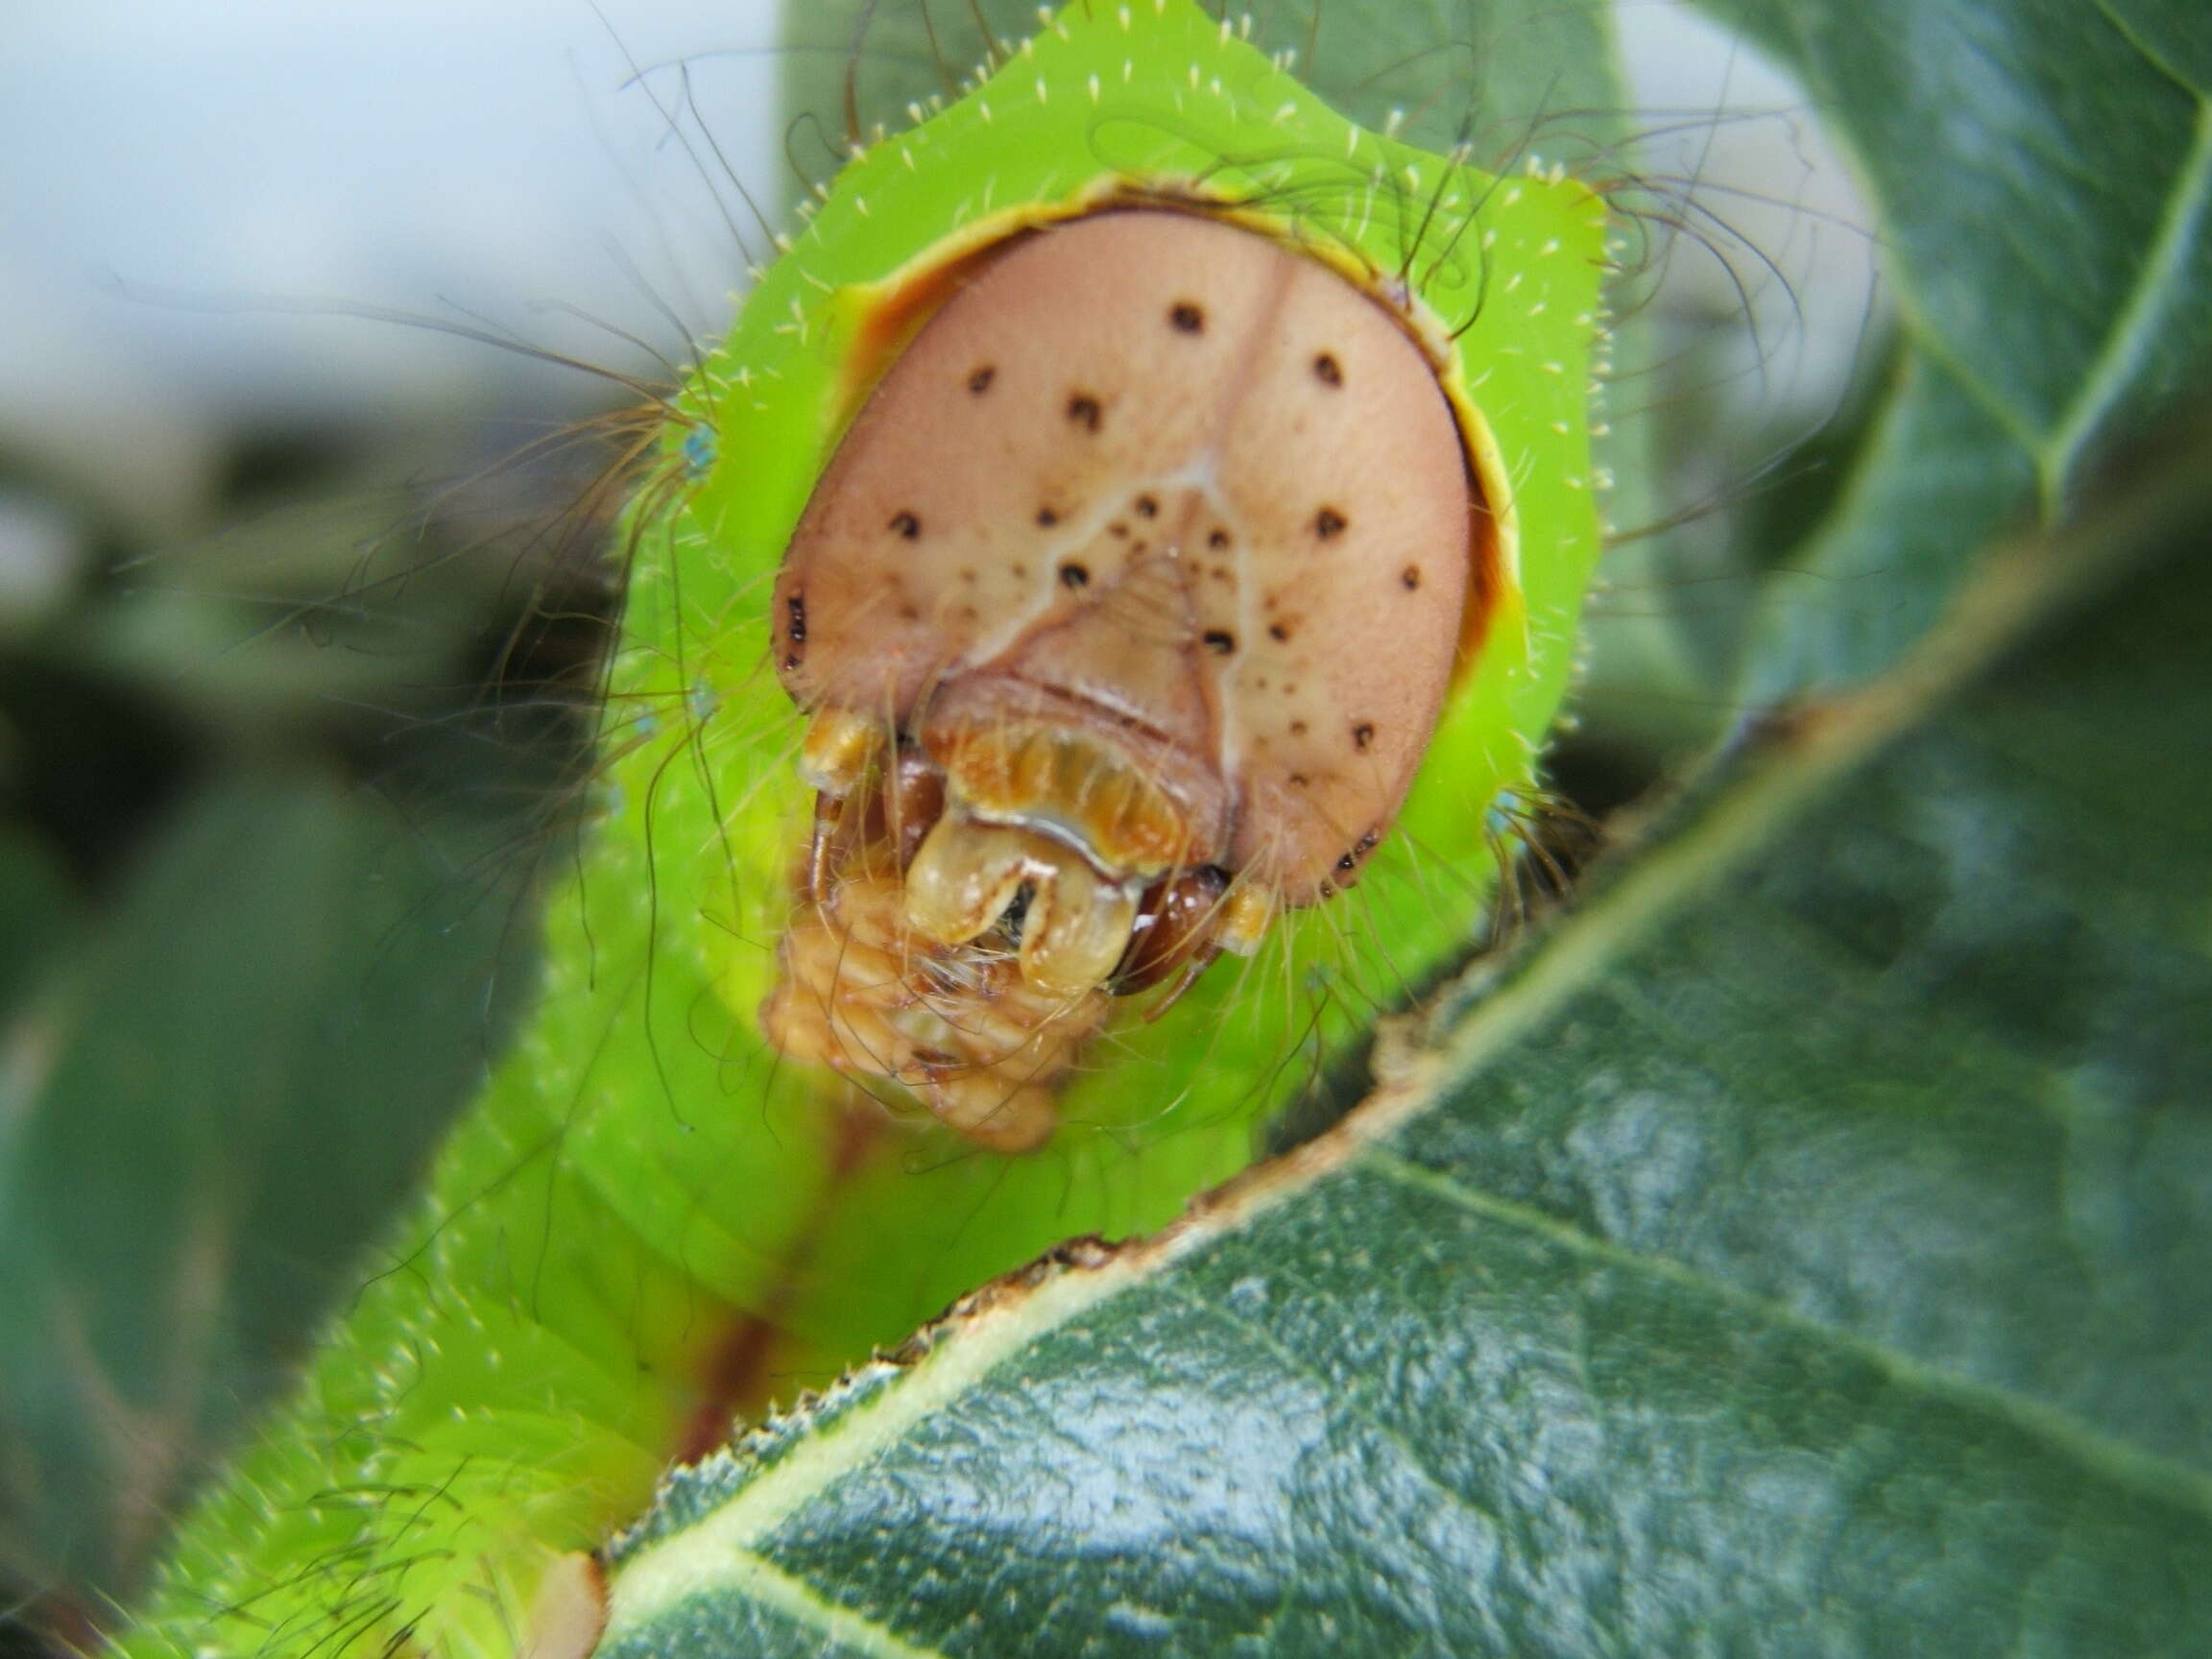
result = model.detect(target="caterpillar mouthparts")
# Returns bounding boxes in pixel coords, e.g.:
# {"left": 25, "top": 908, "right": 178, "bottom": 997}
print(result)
{"left": 760, "top": 205, "right": 1486, "bottom": 1149}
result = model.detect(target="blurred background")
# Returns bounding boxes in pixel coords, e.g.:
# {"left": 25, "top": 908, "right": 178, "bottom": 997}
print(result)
{"left": 0, "top": 0, "right": 1877, "bottom": 1645}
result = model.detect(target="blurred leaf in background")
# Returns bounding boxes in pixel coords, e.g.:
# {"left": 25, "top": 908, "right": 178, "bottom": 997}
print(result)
{"left": 0, "top": 427, "right": 617, "bottom": 1632}
{"left": 0, "top": 6, "right": 778, "bottom": 1633}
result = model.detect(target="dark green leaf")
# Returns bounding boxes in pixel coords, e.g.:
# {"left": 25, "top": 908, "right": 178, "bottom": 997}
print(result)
{"left": 0, "top": 775, "right": 541, "bottom": 1600}
{"left": 1709, "top": 0, "right": 2212, "bottom": 693}
{"left": 597, "top": 412, "right": 2212, "bottom": 1659}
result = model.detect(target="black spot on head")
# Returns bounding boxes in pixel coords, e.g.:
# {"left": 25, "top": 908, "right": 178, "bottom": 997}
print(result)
{"left": 1268, "top": 622, "right": 1291, "bottom": 642}
{"left": 1336, "top": 852, "right": 1358, "bottom": 873}
{"left": 1401, "top": 564, "right": 1422, "bottom": 590}
{"left": 1068, "top": 393, "right": 1102, "bottom": 432}
{"left": 1135, "top": 494, "right": 1158, "bottom": 518}
{"left": 781, "top": 653, "right": 802, "bottom": 672}
{"left": 1314, "top": 507, "right": 1347, "bottom": 540}
{"left": 1357, "top": 830, "right": 1380, "bottom": 854}
{"left": 1313, "top": 352, "right": 1343, "bottom": 387}
{"left": 1208, "top": 528, "right": 1231, "bottom": 550}
{"left": 1352, "top": 722, "right": 1375, "bottom": 751}
{"left": 1059, "top": 562, "right": 1091, "bottom": 589}
{"left": 968, "top": 364, "right": 997, "bottom": 394}
{"left": 784, "top": 593, "right": 806, "bottom": 644}
{"left": 1036, "top": 507, "right": 1059, "bottom": 527}
{"left": 1202, "top": 630, "right": 1236, "bottom": 655}
{"left": 998, "top": 881, "right": 1035, "bottom": 945}
{"left": 889, "top": 510, "right": 921, "bottom": 540}
{"left": 1169, "top": 301, "right": 1205, "bottom": 333}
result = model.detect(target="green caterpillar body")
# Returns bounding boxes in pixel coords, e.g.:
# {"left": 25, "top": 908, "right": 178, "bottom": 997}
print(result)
{"left": 124, "top": 3, "right": 1606, "bottom": 1653}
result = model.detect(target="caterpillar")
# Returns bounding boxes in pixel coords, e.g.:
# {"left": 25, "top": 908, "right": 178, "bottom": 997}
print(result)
{"left": 111, "top": 1, "right": 1634, "bottom": 1653}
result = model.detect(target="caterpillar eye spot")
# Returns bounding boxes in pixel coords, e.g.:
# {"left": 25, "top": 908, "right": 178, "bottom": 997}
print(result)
{"left": 1059, "top": 562, "right": 1091, "bottom": 589}
{"left": 1169, "top": 301, "right": 1205, "bottom": 333}
{"left": 968, "top": 364, "right": 997, "bottom": 393}
{"left": 1067, "top": 393, "right": 1103, "bottom": 431}
{"left": 1208, "top": 528, "right": 1231, "bottom": 549}
{"left": 1312, "top": 351, "right": 1344, "bottom": 387}
{"left": 1134, "top": 494, "right": 1159, "bottom": 518}
{"left": 1267, "top": 622, "right": 1291, "bottom": 642}
{"left": 889, "top": 509, "right": 922, "bottom": 539}
{"left": 1314, "top": 507, "right": 1347, "bottom": 540}
{"left": 1202, "top": 630, "right": 1236, "bottom": 655}
{"left": 1352, "top": 721, "right": 1375, "bottom": 751}
{"left": 1036, "top": 507, "right": 1060, "bottom": 526}
{"left": 1401, "top": 564, "right": 1422, "bottom": 589}
{"left": 785, "top": 594, "right": 806, "bottom": 644}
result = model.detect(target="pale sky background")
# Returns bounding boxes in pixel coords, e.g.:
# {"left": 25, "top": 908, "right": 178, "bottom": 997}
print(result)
{"left": 0, "top": 0, "right": 1876, "bottom": 588}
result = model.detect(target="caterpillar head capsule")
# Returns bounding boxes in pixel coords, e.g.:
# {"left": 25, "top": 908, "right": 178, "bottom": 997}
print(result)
{"left": 762, "top": 207, "right": 1487, "bottom": 1149}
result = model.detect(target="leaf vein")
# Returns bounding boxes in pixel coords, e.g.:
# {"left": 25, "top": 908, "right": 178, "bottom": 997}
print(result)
{"left": 2044, "top": 85, "right": 2212, "bottom": 507}
{"left": 1357, "top": 1146, "right": 2212, "bottom": 1522}
{"left": 1160, "top": 1274, "right": 1513, "bottom": 1537}
{"left": 607, "top": 1544, "right": 952, "bottom": 1659}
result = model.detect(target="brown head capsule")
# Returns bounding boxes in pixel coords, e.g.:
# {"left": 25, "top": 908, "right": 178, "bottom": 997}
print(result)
{"left": 763, "top": 207, "right": 1479, "bottom": 1149}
